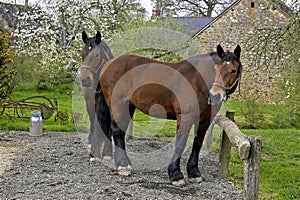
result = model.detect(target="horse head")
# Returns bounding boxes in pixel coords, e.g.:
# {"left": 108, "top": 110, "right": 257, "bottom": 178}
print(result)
{"left": 80, "top": 44, "right": 101, "bottom": 88}
{"left": 80, "top": 31, "right": 114, "bottom": 89}
{"left": 208, "top": 44, "right": 242, "bottom": 106}
{"left": 81, "top": 31, "right": 101, "bottom": 63}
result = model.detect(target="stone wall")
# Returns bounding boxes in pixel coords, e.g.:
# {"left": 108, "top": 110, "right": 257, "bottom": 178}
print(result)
{"left": 195, "top": 0, "right": 290, "bottom": 103}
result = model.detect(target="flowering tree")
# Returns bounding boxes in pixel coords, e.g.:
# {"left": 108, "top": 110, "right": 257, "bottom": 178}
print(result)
{"left": 12, "top": 0, "right": 145, "bottom": 90}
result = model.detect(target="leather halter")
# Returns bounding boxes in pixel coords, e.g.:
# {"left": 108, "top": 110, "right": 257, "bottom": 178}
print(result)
{"left": 80, "top": 56, "right": 106, "bottom": 75}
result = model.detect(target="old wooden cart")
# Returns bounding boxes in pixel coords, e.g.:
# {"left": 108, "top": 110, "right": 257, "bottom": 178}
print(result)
{"left": 0, "top": 96, "right": 58, "bottom": 120}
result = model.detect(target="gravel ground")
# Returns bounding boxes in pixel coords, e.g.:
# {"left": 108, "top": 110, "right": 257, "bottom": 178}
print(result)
{"left": 0, "top": 131, "right": 242, "bottom": 199}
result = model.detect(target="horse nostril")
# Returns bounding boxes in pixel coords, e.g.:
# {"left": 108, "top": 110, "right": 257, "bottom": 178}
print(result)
{"left": 208, "top": 93, "right": 221, "bottom": 106}
{"left": 81, "top": 77, "right": 91, "bottom": 87}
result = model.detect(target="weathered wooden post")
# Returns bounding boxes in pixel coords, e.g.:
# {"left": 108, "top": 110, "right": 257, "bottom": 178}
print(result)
{"left": 214, "top": 111, "right": 260, "bottom": 199}
{"left": 218, "top": 110, "right": 235, "bottom": 177}
{"left": 244, "top": 136, "right": 262, "bottom": 200}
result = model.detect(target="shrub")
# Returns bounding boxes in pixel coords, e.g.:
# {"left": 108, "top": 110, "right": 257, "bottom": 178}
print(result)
{"left": 239, "top": 90, "right": 264, "bottom": 128}
{"left": 0, "top": 32, "right": 16, "bottom": 99}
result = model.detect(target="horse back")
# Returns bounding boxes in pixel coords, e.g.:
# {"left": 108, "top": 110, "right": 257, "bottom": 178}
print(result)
{"left": 100, "top": 55, "right": 182, "bottom": 118}
{"left": 100, "top": 54, "right": 181, "bottom": 86}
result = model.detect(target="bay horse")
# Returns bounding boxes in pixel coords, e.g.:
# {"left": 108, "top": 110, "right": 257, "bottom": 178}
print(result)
{"left": 81, "top": 44, "right": 242, "bottom": 186}
{"left": 81, "top": 31, "right": 114, "bottom": 160}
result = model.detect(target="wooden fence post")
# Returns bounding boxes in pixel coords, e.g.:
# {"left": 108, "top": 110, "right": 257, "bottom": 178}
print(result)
{"left": 218, "top": 110, "right": 235, "bottom": 177}
{"left": 244, "top": 136, "right": 262, "bottom": 200}
{"left": 214, "top": 112, "right": 259, "bottom": 199}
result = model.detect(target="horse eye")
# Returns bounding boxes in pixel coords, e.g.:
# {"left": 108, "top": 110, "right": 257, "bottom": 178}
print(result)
{"left": 231, "top": 69, "right": 237, "bottom": 74}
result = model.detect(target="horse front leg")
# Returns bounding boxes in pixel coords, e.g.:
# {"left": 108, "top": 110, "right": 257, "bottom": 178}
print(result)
{"left": 82, "top": 87, "right": 95, "bottom": 145}
{"left": 168, "top": 114, "right": 194, "bottom": 186}
{"left": 83, "top": 88, "right": 102, "bottom": 160}
{"left": 111, "top": 119, "right": 132, "bottom": 176}
{"left": 186, "top": 118, "right": 211, "bottom": 183}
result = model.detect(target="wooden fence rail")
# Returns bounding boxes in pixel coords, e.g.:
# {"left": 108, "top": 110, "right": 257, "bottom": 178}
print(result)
{"left": 213, "top": 110, "right": 262, "bottom": 200}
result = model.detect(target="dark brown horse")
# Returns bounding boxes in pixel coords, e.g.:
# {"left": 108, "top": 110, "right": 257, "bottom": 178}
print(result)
{"left": 81, "top": 44, "right": 242, "bottom": 186}
{"left": 81, "top": 31, "right": 114, "bottom": 160}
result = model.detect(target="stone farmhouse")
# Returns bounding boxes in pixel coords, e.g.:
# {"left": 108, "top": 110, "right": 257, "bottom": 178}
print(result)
{"left": 179, "top": 0, "right": 293, "bottom": 103}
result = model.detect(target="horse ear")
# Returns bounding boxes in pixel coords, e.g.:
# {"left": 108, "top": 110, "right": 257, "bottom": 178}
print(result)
{"left": 234, "top": 45, "right": 241, "bottom": 60}
{"left": 217, "top": 44, "right": 225, "bottom": 59}
{"left": 95, "top": 31, "right": 102, "bottom": 45}
{"left": 82, "top": 31, "right": 88, "bottom": 44}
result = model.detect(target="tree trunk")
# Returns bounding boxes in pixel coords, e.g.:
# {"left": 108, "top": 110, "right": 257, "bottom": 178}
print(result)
{"left": 25, "top": 0, "right": 29, "bottom": 10}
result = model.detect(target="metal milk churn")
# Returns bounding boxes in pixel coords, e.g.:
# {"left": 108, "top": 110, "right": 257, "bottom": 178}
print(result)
{"left": 29, "top": 112, "right": 43, "bottom": 136}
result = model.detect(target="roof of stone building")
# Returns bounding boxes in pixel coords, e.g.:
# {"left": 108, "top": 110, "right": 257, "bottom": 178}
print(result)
{"left": 174, "top": 17, "right": 215, "bottom": 36}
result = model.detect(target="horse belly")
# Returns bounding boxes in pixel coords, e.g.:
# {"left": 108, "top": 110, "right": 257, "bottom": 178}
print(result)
{"left": 130, "top": 85, "right": 176, "bottom": 119}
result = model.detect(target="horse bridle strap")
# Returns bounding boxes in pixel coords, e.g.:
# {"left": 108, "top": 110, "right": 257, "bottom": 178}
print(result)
{"left": 213, "top": 77, "right": 240, "bottom": 91}
{"left": 80, "top": 65, "right": 98, "bottom": 74}
{"left": 212, "top": 75, "right": 240, "bottom": 100}
{"left": 212, "top": 82, "right": 226, "bottom": 91}
{"left": 80, "top": 55, "right": 106, "bottom": 75}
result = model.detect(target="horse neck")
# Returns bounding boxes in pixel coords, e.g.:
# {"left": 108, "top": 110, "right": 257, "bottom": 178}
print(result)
{"left": 208, "top": 52, "right": 221, "bottom": 64}
{"left": 189, "top": 54, "right": 217, "bottom": 90}
{"left": 100, "top": 42, "right": 114, "bottom": 59}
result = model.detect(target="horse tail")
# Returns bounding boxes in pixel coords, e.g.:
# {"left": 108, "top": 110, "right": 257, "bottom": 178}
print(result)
{"left": 95, "top": 83, "right": 113, "bottom": 158}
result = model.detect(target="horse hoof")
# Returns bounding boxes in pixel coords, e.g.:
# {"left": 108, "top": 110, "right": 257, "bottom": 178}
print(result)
{"left": 171, "top": 179, "right": 185, "bottom": 187}
{"left": 103, "top": 156, "right": 113, "bottom": 160}
{"left": 90, "top": 157, "right": 101, "bottom": 162}
{"left": 188, "top": 177, "right": 202, "bottom": 184}
{"left": 117, "top": 166, "right": 132, "bottom": 176}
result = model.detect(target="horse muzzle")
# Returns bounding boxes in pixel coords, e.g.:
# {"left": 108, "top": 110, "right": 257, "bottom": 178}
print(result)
{"left": 208, "top": 83, "right": 226, "bottom": 106}
{"left": 208, "top": 92, "right": 223, "bottom": 106}
{"left": 80, "top": 77, "right": 92, "bottom": 87}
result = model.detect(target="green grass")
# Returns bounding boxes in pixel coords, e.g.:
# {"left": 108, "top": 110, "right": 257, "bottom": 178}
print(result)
{"left": 224, "top": 101, "right": 300, "bottom": 129}
{"left": 0, "top": 83, "right": 77, "bottom": 132}
{"left": 2, "top": 84, "right": 297, "bottom": 132}
{"left": 228, "top": 129, "right": 300, "bottom": 200}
